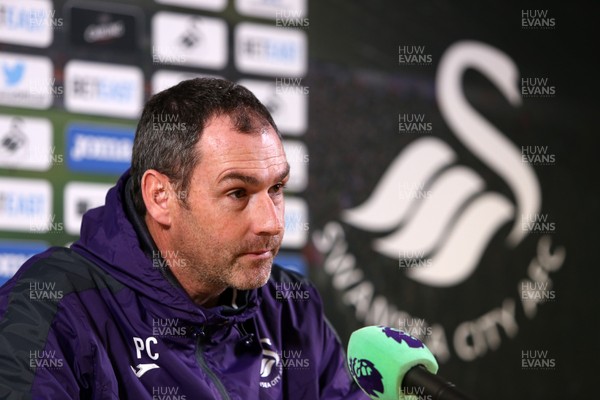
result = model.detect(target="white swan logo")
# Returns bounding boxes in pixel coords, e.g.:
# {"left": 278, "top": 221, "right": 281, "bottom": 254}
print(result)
{"left": 260, "top": 338, "right": 280, "bottom": 378}
{"left": 343, "top": 41, "right": 541, "bottom": 287}
{"left": 259, "top": 337, "right": 282, "bottom": 388}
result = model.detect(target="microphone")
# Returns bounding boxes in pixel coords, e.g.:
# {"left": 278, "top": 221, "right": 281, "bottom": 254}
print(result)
{"left": 347, "top": 326, "right": 476, "bottom": 400}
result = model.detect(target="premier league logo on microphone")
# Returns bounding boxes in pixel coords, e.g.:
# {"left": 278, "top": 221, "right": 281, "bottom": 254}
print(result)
{"left": 348, "top": 357, "right": 384, "bottom": 398}
{"left": 381, "top": 326, "right": 424, "bottom": 349}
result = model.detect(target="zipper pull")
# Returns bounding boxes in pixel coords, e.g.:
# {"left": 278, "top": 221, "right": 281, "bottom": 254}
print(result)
{"left": 193, "top": 328, "right": 207, "bottom": 342}
{"left": 240, "top": 333, "right": 255, "bottom": 347}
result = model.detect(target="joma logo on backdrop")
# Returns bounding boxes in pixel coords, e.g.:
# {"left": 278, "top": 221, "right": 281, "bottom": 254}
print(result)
{"left": 313, "top": 41, "right": 566, "bottom": 363}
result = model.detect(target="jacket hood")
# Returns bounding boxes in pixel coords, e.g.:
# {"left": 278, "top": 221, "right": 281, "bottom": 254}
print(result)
{"left": 71, "top": 169, "right": 261, "bottom": 327}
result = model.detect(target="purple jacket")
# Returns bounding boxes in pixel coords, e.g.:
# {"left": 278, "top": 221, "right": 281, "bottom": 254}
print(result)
{"left": 0, "top": 171, "right": 366, "bottom": 400}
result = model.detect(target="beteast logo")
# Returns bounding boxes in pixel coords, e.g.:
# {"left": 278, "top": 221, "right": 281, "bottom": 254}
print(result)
{"left": 0, "top": 0, "right": 55, "bottom": 48}
{"left": 343, "top": 41, "right": 541, "bottom": 287}
{"left": 0, "top": 177, "right": 52, "bottom": 233}
{"left": 130, "top": 336, "right": 160, "bottom": 378}
{"left": 64, "top": 60, "right": 143, "bottom": 118}
{"left": 235, "top": 22, "right": 307, "bottom": 77}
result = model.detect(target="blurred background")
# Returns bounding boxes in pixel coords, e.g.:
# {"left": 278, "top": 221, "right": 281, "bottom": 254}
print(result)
{"left": 0, "top": 0, "right": 597, "bottom": 398}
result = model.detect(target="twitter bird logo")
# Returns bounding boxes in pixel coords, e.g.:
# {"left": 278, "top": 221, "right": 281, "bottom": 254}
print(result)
{"left": 3, "top": 62, "right": 26, "bottom": 87}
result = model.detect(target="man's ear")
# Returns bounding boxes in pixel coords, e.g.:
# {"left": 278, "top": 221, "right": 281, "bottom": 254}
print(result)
{"left": 141, "top": 169, "right": 173, "bottom": 226}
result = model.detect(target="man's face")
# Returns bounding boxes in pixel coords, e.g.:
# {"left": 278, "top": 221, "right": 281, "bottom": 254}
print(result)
{"left": 169, "top": 115, "right": 288, "bottom": 292}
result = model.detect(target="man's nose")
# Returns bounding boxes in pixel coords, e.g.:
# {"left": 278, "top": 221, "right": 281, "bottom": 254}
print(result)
{"left": 249, "top": 193, "right": 284, "bottom": 236}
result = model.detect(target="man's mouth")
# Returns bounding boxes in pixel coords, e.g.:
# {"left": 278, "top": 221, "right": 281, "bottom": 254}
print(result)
{"left": 241, "top": 249, "right": 273, "bottom": 259}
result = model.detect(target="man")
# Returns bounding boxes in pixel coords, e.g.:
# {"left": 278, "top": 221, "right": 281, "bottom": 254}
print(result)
{"left": 0, "top": 78, "right": 366, "bottom": 399}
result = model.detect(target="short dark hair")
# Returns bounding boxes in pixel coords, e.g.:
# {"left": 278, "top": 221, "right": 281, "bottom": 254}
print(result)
{"left": 131, "top": 77, "right": 279, "bottom": 215}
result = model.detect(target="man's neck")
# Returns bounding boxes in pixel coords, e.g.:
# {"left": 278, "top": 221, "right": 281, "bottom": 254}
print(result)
{"left": 145, "top": 215, "right": 226, "bottom": 308}
{"left": 169, "top": 264, "right": 225, "bottom": 308}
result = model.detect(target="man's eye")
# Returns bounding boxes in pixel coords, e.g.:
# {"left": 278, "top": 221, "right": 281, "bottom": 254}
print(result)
{"left": 228, "top": 189, "right": 246, "bottom": 199}
{"left": 271, "top": 183, "right": 286, "bottom": 194}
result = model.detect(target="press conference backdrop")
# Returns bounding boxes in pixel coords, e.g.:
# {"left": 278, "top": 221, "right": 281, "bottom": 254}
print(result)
{"left": 0, "top": 1, "right": 597, "bottom": 399}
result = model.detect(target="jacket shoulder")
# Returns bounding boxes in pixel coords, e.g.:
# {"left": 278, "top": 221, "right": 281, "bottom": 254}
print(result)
{"left": 0, "top": 247, "right": 119, "bottom": 398}
{"left": 1, "top": 247, "right": 123, "bottom": 310}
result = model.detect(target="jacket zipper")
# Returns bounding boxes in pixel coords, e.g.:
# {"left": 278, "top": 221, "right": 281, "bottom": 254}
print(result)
{"left": 195, "top": 335, "right": 231, "bottom": 400}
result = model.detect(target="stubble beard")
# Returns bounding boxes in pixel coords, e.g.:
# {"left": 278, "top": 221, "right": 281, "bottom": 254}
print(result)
{"left": 176, "top": 228, "right": 282, "bottom": 292}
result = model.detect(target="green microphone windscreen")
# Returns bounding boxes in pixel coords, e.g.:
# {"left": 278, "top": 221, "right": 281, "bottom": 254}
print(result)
{"left": 347, "top": 326, "right": 439, "bottom": 400}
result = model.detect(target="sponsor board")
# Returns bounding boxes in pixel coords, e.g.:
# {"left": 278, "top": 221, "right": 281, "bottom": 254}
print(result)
{"left": 151, "top": 70, "right": 221, "bottom": 94}
{"left": 0, "top": 52, "right": 53, "bottom": 109}
{"left": 239, "top": 79, "right": 307, "bottom": 135}
{"left": 274, "top": 252, "right": 307, "bottom": 276}
{"left": 235, "top": 0, "right": 307, "bottom": 20}
{"left": 235, "top": 23, "right": 307, "bottom": 77}
{"left": 152, "top": 12, "right": 227, "bottom": 70}
{"left": 0, "top": 0, "right": 55, "bottom": 48}
{"left": 154, "top": 0, "right": 227, "bottom": 12}
{"left": 282, "top": 196, "right": 308, "bottom": 249}
{"left": 64, "top": 60, "right": 143, "bottom": 118}
{"left": 66, "top": 123, "right": 134, "bottom": 175}
{"left": 282, "top": 140, "right": 308, "bottom": 192}
{"left": 63, "top": 182, "right": 113, "bottom": 235}
{"left": 0, "top": 177, "right": 52, "bottom": 233}
{"left": 0, "top": 114, "right": 54, "bottom": 171}
{"left": 67, "top": 2, "right": 141, "bottom": 52}
{"left": 0, "top": 240, "right": 48, "bottom": 285}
